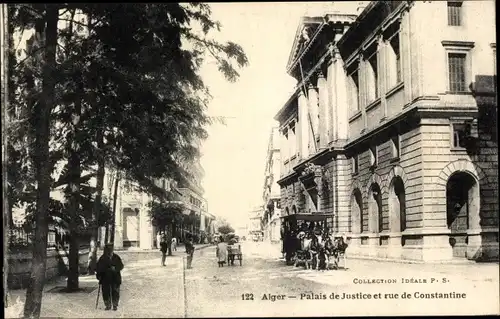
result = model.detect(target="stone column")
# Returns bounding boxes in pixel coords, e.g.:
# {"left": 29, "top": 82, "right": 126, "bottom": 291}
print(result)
{"left": 290, "top": 120, "right": 297, "bottom": 159}
{"left": 307, "top": 81, "right": 319, "bottom": 154}
{"left": 280, "top": 128, "right": 287, "bottom": 172}
{"left": 114, "top": 186, "right": 124, "bottom": 249}
{"left": 287, "top": 122, "right": 294, "bottom": 161}
{"left": 379, "top": 35, "right": 388, "bottom": 120}
{"left": 298, "top": 89, "right": 310, "bottom": 159}
{"left": 200, "top": 212, "right": 206, "bottom": 232}
{"left": 359, "top": 54, "right": 368, "bottom": 131}
{"left": 335, "top": 48, "right": 349, "bottom": 141}
{"left": 326, "top": 48, "right": 337, "bottom": 142}
{"left": 317, "top": 70, "right": 329, "bottom": 148}
{"left": 398, "top": 10, "right": 411, "bottom": 104}
{"left": 139, "top": 205, "right": 152, "bottom": 250}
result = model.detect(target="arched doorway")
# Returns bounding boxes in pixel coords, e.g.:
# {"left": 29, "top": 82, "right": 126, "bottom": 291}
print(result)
{"left": 446, "top": 171, "right": 479, "bottom": 258}
{"left": 350, "top": 188, "right": 363, "bottom": 234}
{"left": 389, "top": 177, "right": 406, "bottom": 233}
{"left": 368, "top": 183, "right": 382, "bottom": 234}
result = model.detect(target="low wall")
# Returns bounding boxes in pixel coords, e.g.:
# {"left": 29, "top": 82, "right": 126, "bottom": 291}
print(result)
{"left": 8, "top": 248, "right": 90, "bottom": 290}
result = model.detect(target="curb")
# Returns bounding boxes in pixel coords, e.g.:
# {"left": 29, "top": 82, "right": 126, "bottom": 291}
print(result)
{"left": 345, "top": 255, "right": 484, "bottom": 265}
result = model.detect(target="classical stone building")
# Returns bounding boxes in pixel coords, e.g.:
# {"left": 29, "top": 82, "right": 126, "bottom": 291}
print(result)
{"left": 261, "top": 127, "right": 282, "bottom": 243}
{"left": 248, "top": 206, "right": 264, "bottom": 240}
{"left": 112, "top": 158, "right": 215, "bottom": 249}
{"left": 275, "top": 1, "right": 498, "bottom": 262}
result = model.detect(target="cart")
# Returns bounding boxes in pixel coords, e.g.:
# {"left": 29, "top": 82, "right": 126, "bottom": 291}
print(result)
{"left": 227, "top": 244, "right": 242, "bottom": 266}
{"left": 281, "top": 213, "right": 333, "bottom": 267}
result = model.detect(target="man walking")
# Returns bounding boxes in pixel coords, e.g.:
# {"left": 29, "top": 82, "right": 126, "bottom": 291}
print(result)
{"left": 96, "top": 243, "right": 124, "bottom": 311}
{"left": 185, "top": 234, "right": 195, "bottom": 269}
{"left": 160, "top": 234, "right": 168, "bottom": 266}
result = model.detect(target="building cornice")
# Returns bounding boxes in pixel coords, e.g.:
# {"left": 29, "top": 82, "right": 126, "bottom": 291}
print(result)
{"left": 343, "top": 100, "right": 479, "bottom": 151}
{"left": 276, "top": 170, "right": 300, "bottom": 186}
{"left": 273, "top": 88, "right": 300, "bottom": 122}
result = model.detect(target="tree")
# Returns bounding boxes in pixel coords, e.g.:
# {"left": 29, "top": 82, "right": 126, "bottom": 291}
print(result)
{"left": 9, "top": 4, "right": 248, "bottom": 317}
{"left": 217, "top": 224, "right": 235, "bottom": 235}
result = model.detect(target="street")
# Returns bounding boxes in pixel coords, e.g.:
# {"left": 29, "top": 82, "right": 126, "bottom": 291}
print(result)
{"left": 5, "top": 242, "right": 499, "bottom": 318}
{"left": 185, "top": 242, "right": 499, "bottom": 317}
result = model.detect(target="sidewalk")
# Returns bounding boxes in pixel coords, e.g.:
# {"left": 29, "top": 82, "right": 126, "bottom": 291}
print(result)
{"left": 6, "top": 252, "right": 186, "bottom": 318}
{"left": 116, "top": 243, "right": 212, "bottom": 254}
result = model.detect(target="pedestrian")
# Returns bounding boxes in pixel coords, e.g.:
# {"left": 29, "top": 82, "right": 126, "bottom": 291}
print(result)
{"left": 156, "top": 231, "right": 161, "bottom": 249}
{"left": 216, "top": 235, "right": 228, "bottom": 267}
{"left": 171, "top": 236, "right": 177, "bottom": 252}
{"left": 185, "top": 234, "right": 195, "bottom": 269}
{"left": 96, "top": 243, "right": 124, "bottom": 311}
{"left": 160, "top": 234, "right": 168, "bottom": 266}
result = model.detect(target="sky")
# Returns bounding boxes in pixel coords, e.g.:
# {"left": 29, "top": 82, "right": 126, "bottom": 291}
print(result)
{"left": 198, "top": 2, "right": 363, "bottom": 228}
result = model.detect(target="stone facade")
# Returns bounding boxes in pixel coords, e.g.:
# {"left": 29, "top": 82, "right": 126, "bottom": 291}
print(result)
{"left": 275, "top": 1, "right": 497, "bottom": 262}
{"left": 261, "top": 127, "right": 282, "bottom": 243}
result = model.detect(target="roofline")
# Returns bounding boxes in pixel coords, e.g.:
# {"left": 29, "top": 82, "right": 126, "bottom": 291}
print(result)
{"left": 286, "top": 17, "right": 326, "bottom": 75}
{"left": 273, "top": 86, "right": 300, "bottom": 122}
{"left": 286, "top": 13, "right": 358, "bottom": 76}
{"left": 336, "top": 1, "right": 378, "bottom": 49}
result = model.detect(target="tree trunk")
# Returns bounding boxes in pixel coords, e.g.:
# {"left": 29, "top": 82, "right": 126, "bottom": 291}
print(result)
{"left": 167, "top": 222, "right": 172, "bottom": 256}
{"left": 2, "top": 2, "right": 10, "bottom": 307}
{"left": 86, "top": 12, "right": 102, "bottom": 275}
{"left": 104, "top": 223, "right": 109, "bottom": 245}
{"left": 65, "top": 10, "right": 81, "bottom": 292}
{"left": 23, "top": 6, "right": 58, "bottom": 318}
{"left": 110, "top": 173, "right": 120, "bottom": 244}
{"left": 66, "top": 117, "right": 82, "bottom": 291}
{"left": 88, "top": 129, "right": 104, "bottom": 274}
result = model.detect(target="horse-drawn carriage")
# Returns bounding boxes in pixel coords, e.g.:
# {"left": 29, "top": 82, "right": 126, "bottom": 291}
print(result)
{"left": 281, "top": 213, "right": 348, "bottom": 270}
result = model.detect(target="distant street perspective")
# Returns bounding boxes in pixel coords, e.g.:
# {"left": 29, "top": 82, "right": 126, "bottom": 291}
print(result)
{"left": 2, "top": 1, "right": 499, "bottom": 319}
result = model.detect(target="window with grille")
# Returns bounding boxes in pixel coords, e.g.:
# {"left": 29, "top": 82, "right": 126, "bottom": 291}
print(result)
{"left": 448, "top": 53, "right": 467, "bottom": 92}
{"left": 447, "top": 1, "right": 462, "bottom": 26}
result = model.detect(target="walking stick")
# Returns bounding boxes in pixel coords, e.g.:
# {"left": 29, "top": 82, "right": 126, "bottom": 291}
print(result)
{"left": 95, "top": 283, "right": 101, "bottom": 309}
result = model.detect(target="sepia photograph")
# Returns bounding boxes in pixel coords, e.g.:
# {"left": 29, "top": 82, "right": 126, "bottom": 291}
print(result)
{"left": 2, "top": 1, "right": 499, "bottom": 318}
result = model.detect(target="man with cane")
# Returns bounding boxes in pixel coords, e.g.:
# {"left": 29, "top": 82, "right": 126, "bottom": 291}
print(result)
{"left": 96, "top": 243, "right": 124, "bottom": 311}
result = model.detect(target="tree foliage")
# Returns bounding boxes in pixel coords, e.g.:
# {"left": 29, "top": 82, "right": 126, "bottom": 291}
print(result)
{"left": 217, "top": 224, "right": 235, "bottom": 235}
{"left": 148, "top": 200, "right": 185, "bottom": 231}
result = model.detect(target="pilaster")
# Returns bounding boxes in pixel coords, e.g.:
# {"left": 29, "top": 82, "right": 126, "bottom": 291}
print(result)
{"left": 307, "top": 81, "right": 319, "bottom": 154}
{"left": 335, "top": 49, "right": 349, "bottom": 141}
{"left": 327, "top": 48, "right": 337, "bottom": 142}
{"left": 359, "top": 53, "right": 368, "bottom": 131}
{"left": 317, "top": 70, "right": 328, "bottom": 149}
{"left": 139, "top": 193, "right": 153, "bottom": 249}
{"left": 379, "top": 34, "right": 388, "bottom": 120}
{"left": 298, "top": 89, "right": 310, "bottom": 159}
{"left": 114, "top": 186, "right": 124, "bottom": 249}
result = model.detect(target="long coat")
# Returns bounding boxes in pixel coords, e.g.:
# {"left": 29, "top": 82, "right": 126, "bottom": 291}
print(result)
{"left": 96, "top": 253, "right": 124, "bottom": 285}
{"left": 216, "top": 242, "right": 228, "bottom": 262}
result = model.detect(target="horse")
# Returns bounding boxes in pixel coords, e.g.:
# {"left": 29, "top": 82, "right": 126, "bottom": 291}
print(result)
{"left": 294, "top": 232, "right": 315, "bottom": 269}
{"left": 325, "top": 235, "right": 348, "bottom": 269}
